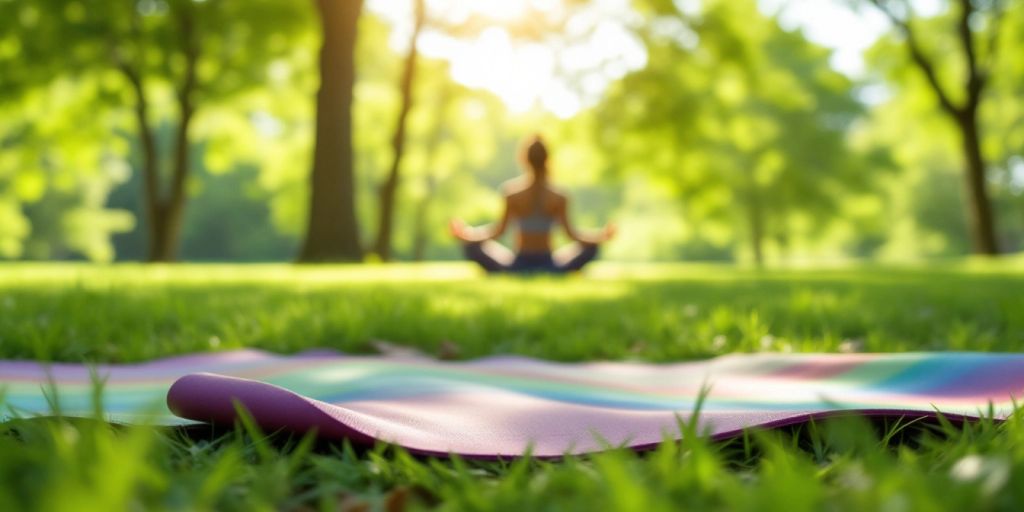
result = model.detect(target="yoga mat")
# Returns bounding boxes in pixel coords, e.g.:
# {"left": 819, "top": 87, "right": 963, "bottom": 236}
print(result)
{"left": 2, "top": 350, "right": 1023, "bottom": 457}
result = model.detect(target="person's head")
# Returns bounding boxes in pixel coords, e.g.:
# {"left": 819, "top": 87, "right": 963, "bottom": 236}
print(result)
{"left": 519, "top": 134, "right": 549, "bottom": 180}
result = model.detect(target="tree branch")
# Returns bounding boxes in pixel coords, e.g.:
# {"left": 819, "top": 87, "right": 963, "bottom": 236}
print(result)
{"left": 957, "top": 0, "right": 985, "bottom": 110}
{"left": 112, "top": 6, "right": 163, "bottom": 219}
{"left": 373, "top": 0, "right": 425, "bottom": 260}
{"left": 867, "top": 0, "right": 962, "bottom": 116}
{"left": 118, "top": 63, "right": 162, "bottom": 216}
{"left": 983, "top": 0, "right": 1007, "bottom": 85}
{"left": 957, "top": 0, "right": 979, "bottom": 72}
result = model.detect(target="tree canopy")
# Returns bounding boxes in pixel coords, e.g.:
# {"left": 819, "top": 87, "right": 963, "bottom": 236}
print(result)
{"left": 1, "top": 0, "right": 1021, "bottom": 263}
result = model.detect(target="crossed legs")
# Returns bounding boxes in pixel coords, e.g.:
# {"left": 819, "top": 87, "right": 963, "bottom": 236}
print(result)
{"left": 463, "top": 240, "right": 516, "bottom": 272}
{"left": 464, "top": 241, "right": 598, "bottom": 273}
{"left": 553, "top": 242, "right": 599, "bottom": 272}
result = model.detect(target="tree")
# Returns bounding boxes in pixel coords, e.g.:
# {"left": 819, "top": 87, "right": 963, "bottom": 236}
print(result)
{"left": 298, "top": 0, "right": 365, "bottom": 262}
{"left": 372, "top": 0, "right": 426, "bottom": 262}
{"left": 246, "top": 10, "right": 504, "bottom": 262}
{"left": 2, "top": 0, "right": 310, "bottom": 262}
{"left": 863, "top": 0, "right": 1009, "bottom": 254}
{"left": 597, "top": 0, "right": 870, "bottom": 264}
{"left": 127, "top": 1, "right": 199, "bottom": 262}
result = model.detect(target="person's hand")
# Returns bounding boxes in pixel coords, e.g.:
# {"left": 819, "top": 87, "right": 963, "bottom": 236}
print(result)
{"left": 449, "top": 218, "right": 469, "bottom": 241}
{"left": 600, "top": 222, "right": 617, "bottom": 242}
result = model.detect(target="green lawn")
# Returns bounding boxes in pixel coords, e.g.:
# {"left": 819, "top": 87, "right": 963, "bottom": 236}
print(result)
{"left": 3, "top": 261, "right": 1024, "bottom": 510}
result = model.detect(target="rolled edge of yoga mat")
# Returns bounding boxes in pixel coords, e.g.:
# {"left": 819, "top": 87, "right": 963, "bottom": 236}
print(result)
{"left": 166, "top": 372, "right": 988, "bottom": 460}
{"left": 166, "top": 373, "right": 376, "bottom": 444}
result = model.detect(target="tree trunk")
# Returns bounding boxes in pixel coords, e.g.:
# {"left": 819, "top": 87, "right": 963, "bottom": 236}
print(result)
{"left": 411, "top": 175, "right": 435, "bottom": 261}
{"left": 149, "top": 103, "right": 193, "bottom": 262}
{"left": 865, "top": 0, "right": 1003, "bottom": 256}
{"left": 125, "top": 63, "right": 184, "bottom": 263}
{"left": 299, "top": 0, "right": 365, "bottom": 262}
{"left": 148, "top": 206, "right": 179, "bottom": 262}
{"left": 958, "top": 107, "right": 999, "bottom": 255}
{"left": 372, "top": 0, "right": 425, "bottom": 261}
{"left": 749, "top": 210, "right": 764, "bottom": 268}
{"left": 145, "top": 3, "right": 200, "bottom": 263}
{"left": 123, "top": 67, "right": 164, "bottom": 262}
{"left": 747, "top": 187, "right": 764, "bottom": 267}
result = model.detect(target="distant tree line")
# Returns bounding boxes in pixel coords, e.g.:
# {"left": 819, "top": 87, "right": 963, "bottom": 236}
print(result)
{"left": 0, "top": 0, "right": 1021, "bottom": 263}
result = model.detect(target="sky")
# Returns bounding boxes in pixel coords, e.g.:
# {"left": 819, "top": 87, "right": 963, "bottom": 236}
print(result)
{"left": 764, "top": 0, "right": 943, "bottom": 74}
{"left": 367, "top": 0, "right": 946, "bottom": 117}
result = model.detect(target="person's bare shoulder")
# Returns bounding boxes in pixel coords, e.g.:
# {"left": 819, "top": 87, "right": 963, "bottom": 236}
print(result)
{"left": 503, "top": 179, "right": 536, "bottom": 200}
{"left": 501, "top": 178, "right": 530, "bottom": 196}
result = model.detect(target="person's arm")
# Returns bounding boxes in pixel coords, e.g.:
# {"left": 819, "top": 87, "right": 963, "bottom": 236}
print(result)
{"left": 450, "top": 198, "right": 511, "bottom": 243}
{"left": 558, "top": 198, "right": 615, "bottom": 245}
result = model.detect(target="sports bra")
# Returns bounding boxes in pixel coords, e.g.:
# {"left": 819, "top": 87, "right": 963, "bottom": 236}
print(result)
{"left": 517, "top": 189, "right": 557, "bottom": 235}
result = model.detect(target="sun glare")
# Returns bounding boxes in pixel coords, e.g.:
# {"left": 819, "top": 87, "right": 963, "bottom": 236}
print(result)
{"left": 423, "top": 0, "right": 561, "bottom": 23}
{"left": 369, "top": 0, "right": 645, "bottom": 118}
{"left": 369, "top": 0, "right": 917, "bottom": 117}
{"left": 467, "top": 0, "right": 531, "bottom": 21}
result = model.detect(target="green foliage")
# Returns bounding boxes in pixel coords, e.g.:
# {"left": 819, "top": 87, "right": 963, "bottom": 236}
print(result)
{"left": 861, "top": 0, "right": 1024, "bottom": 255}
{"left": 596, "top": 0, "right": 878, "bottom": 263}
{"left": 0, "top": 78, "right": 134, "bottom": 260}
{"left": 0, "top": 0, "right": 312, "bottom": 261}
{"left": 1, "top": 0, "right": 1022, "bottom": 262}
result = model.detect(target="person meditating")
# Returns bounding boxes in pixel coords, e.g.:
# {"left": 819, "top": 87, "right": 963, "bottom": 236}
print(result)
{"left": 450, "top": 135, "right": 615, "bottom": 273}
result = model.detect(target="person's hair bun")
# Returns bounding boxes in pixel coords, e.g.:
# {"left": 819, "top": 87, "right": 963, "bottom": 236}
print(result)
{"left": 522, "top": 134, "right": 548, "bottom": 174}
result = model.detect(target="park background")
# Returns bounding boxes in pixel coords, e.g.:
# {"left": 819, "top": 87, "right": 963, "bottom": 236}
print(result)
{"left": 1, "top": 0, "right": 1022, "bottom": 266}
{"left": 6, "top": 2, "right": 1024, "bottom": 510}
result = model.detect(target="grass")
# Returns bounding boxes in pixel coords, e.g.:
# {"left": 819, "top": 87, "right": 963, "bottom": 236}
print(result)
{"left": 3, "top": 260, "right": 1024, "bottom": 510}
